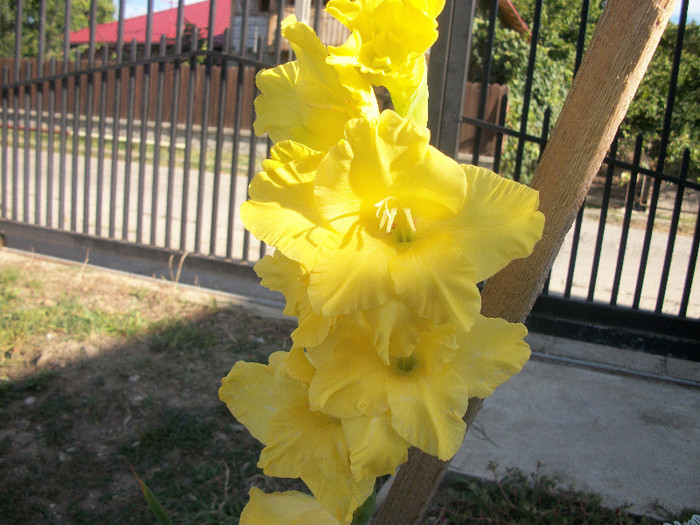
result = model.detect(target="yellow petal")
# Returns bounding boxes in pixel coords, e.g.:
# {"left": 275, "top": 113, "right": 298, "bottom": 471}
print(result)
{"left": 357, "top": 299, "right": 427, "bottom": 363}
{"left": 342, "top": 413, "right": 409, "bottom": 480}
{"left": 386, "top": 367, "right": 468, "bottom": 461}
{"left": 327, "top": 0, "right": 444, "bottom": 102}
{"left": 301, "top": 470, "right": 375, "bottom": 525}
{"left": 260, "top": 403, "right": 349, "bottom": 478}
{"left": 307, "top": 323, "right": 390, "bottom": 418}
{"left": 316, "top": 112, "right": 465, "bottom": 221}
{"left": 219, "top": 361, "right": 278, "bottom": 443}
{"left": 240, "top": 488, "right": 340, "bottom": 525}
{"left": 453, "top": 315, "right": 531, "bottom": 399}
{"left": 254, "top": 252, "right": 334, "bottom": 347}
{"left": 309, "top": 230, "right": 397, "bottom": 316}
{"left": 441, "top": 165, "right": 545, "bottom": 282}
{"left": 254, "top": 16, "right": 378, "bottom": 151}
{"left": 240, "top": 141, "right": 332, "bottom": 270}
{"left": 389, "top": 233, "right": 481, "bottom": 330}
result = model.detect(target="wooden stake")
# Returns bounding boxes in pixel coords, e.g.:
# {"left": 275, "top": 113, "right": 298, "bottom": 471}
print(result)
{"left": 373, "top": 1, "right": 676, "bottom": 523}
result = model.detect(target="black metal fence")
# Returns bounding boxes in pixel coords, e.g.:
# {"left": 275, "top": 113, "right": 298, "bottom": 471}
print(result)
{"left": 0, "top": 0, "right": 698, "bottom": 358}
{"left": 429, "top": 0, "right": 699, "bottom": 358}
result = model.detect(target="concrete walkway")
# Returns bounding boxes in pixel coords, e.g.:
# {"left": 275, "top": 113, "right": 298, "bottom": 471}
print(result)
{"left": 451, "top": 336, "right": 700, "bottom": 519}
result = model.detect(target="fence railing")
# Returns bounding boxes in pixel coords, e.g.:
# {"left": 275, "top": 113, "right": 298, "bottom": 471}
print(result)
{"left": 0, "top": 0, "right": 698, "bottom": 359}
{"left": 428, "top": 0, "right": 699, "bottom": 357}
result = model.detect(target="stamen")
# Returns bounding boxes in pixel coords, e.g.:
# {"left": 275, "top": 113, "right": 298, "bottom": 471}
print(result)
{"left": 374, "top": 196, "right": 417, "bottom": 240}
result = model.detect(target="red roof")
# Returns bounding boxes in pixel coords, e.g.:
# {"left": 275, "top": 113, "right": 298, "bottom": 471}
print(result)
{"left": 69, "top": 1, "right": 231, "bottom": 46}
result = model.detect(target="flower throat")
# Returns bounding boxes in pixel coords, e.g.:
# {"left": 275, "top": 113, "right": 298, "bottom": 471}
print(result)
{"left": 375, "top": 196, "right": 416, "bottom": 242}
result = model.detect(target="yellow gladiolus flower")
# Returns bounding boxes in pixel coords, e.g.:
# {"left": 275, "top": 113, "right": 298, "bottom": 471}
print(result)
{"left": 254, "top": 15, "right": 379, "bottom": 152}
{"left": 241, "top": 110, "right": 544, "bottom": 334}
{"left": 326, "top": 0, "right": 445, "bottom": 115}
{"left": 306, "top": 314, "right": 531, "bottom": 461}
{"left": 240, "top": 488, "right": 340, "bottom": 525}
{"left": 219, "top": 353, "right": 374, "bottom": 523}
{"left": 307, "top": 319, "right": 466, "bottom": 460}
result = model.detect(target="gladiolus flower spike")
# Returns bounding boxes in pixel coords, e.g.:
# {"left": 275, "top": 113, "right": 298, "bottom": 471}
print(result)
{"left": 219, "top": 2, "right": 544, "bottom": 523}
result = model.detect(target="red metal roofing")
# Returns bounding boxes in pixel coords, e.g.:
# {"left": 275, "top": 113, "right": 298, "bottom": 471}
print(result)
{"left": 69, "top": 1, "right": 231, "bottom": 45}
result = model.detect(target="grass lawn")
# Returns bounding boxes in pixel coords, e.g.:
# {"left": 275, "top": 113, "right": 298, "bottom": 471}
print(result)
{"left": 0, "top": 250, "right": 695, "bottom": 524}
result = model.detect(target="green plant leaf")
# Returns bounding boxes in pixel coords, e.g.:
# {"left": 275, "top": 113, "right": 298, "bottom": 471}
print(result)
{"left": 351, "top": 489, "right": 376, "bottom": 525}
{"left": 132, "top": 469, "right": 174, "bottom": 525}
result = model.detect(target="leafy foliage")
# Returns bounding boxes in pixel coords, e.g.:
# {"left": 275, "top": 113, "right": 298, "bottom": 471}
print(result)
{"left": 469, "top": 1, "right": 699, "bottom": 183}
{"left": 468, "top": 0, "right": 604, "bottom": 183}
{"left": 622, "top": 21, "right": 700, "bottom": 180}
{"left": 0, "top": 0, "right": 114, "bottom": 58}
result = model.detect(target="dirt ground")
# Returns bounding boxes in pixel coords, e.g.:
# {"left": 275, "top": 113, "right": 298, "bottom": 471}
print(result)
{"left": 0, "top": 249, "right": 298, "bottom": 524}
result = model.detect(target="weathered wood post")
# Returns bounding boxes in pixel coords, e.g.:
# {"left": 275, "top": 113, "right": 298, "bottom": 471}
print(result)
{"left": 373, "top": 1, "right": 677, "bottom": 523}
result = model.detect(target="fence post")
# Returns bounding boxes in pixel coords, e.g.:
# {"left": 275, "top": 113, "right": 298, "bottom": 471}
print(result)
{"left": 427, "top": 0, "right": 476, "bottom": 157}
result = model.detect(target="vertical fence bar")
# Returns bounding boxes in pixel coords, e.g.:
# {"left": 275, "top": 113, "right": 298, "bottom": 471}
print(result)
{"left": 313, "top": 0, "right": 323, "bottom": 32}
{"left": 611, "top": 134, "right": 643, "bottom": 306}
{"left": 1, "top": 68, "right": 7, "bottom": 220}
{"left": 574, "top": 0, "right": 591, "bottom": 74}
{"left": 165, "top": 0, "right": 186, "bottom": 248}
{"left": 633, "top": 170, "right": 663, "bottom": 310}
{"left": 491, "top": 93, "right": 507, "bottom": 174}
{"left": 150, "top": 35, "right": 168, "bottom": 246}
{"left": 70, "top": 53, "right": 82, "bottom": 232}
{"left": 679, "top": 194, "right": 700, "bottom": 318}
{"left": 11, "top": 0, "right": 22, "bottom": 223}
{"left": 57, "top": 1, "right": 72, "bottom": 230}
{"left": 82, "top": 0, "right": 99, "bottom": 234}
{"left": 512, "top": 0, "right": 542, "bottom": 182}
{"left": 46, "top": 58, "right": 57, "bottom": 227}
{"left": 243, "top": 46, "right": 265, "bottom": 261}
{"left": 226, "top": 0, "right": 251, "bottom": 259}
{"left": 180, "top": 30, "right": 199, "bottom": 251}
{"left": 122, "top": 40, "right": 138, "bottom": 241}
{"left": 471, "top": 0, "right": 498, "bottom": 166}
{"left": 95, "top": 46, "right": 109, "bottom": 236}
{"left": 655, "top": 150, "right": 690, "bottom": 313}
{"left": 34, "top": 0, "right": 47, "bottom": 226}
{"left": 22, "top": 62, "right": 32, "bottom": 223}
{"left": 1, "top": 68, "right": 8, "bottom": 219}
{"left": 563, "top": 211, "right": 583, "bottom": 298}
{"left": 587, "top": 137, "right": 618, "bottom": 302}
{"left": 194, "top": 0, "right": 218, "bottom": 254}
{"left": 239, "top": 0, "right": 251, "bottom": 55}
{"left": 109, "top": 0, "right": 125, "bottom": 238}
{"left": 435, "top": 0, "right": 476, "bottom": 158}
{"left": 634, "top": 0, "right": 687, "bottom": 308}
{"left": 274, "top": 0, "right": 286, "bottom": 64}
{"left": 210, "top": 29, "right": 231, "bottom": 255}
{"left": 136, "top": 0, "right": 155, "bottom": 244}
{"left": 538, "top": 108, "right": 551, "bottom": 157}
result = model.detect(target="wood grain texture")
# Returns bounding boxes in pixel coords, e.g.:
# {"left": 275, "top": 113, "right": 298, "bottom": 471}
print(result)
{"left": 372, "top": 1, "right": 676, "bottom": 523}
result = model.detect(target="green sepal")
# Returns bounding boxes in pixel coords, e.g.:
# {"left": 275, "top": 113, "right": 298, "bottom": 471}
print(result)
{"left": 390, "top": 66, "right": 429, "bottom": 127}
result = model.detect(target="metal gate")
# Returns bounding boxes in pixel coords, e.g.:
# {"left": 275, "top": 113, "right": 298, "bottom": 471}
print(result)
{"left": 1, "top": 0, "right": 698, "bottom": 359}
{"left": 427, "top": 0, "right": 699, "bottom": 359}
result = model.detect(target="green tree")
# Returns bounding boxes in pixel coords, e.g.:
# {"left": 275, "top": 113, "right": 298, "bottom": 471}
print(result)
{"left": 0, "top": 0, "right": 114, "bottom": 59}
{"left": 621, "top": 21, "right": 700, "bottom": 180}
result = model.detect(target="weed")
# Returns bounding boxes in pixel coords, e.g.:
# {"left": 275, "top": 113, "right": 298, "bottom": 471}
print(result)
{"left": 427, "top": 465, "right": 664, "bottom": 524}
{"left": 0, "top": 266, "right": 22, "bottom": 286}
{"left": 148, "top": 317, "right": 219, "bottom": 353}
